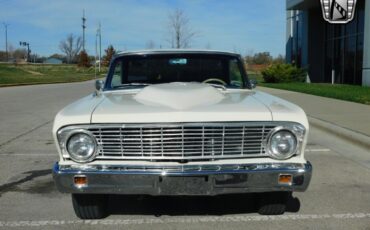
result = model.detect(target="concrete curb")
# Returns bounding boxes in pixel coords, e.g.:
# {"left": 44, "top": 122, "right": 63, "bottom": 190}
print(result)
{"left": 308, "top": 116, "right": 370, "bottom": 150}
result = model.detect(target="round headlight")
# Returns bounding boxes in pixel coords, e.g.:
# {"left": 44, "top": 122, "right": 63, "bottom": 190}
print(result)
{"left": 66, "top": 132, "right": 97, "bottom": 162}
{"left": 268, "top": 130, "right": 297, "bottom": 160}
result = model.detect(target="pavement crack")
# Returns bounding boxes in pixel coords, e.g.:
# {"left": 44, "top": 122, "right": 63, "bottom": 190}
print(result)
{"left": 0, "top": 120, "right": 52, "bottom": 148}
{"left": 0, "top": 169, "right": 51, "bottom": 197}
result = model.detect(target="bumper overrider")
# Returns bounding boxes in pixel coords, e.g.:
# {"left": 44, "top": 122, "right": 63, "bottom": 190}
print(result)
{"left": 53, "top": 162, "right": 312, "bottom": 195}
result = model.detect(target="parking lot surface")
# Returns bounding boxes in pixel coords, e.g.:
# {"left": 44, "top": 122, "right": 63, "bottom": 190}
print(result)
{"left": 0, "top": 81, "right": 369, "bottom": 229}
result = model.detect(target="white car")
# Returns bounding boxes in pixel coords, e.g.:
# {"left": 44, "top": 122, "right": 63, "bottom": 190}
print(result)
{"left": 52, "top": 50, "right": 312, "bottom": 219}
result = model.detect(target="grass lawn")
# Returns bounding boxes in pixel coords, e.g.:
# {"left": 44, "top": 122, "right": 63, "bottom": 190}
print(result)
{"left": 246, "top": 70, "right": 370, "bottom": 105}
{"left": 261, "top": 82, "right": 370, "bottom": 105}
{"left": 0, "top": 63, "right": 107, "bottom": 86}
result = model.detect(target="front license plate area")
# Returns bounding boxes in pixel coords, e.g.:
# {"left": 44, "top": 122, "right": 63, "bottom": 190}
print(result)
{"left": 159, "top": 176, "right": 210, "bottom": 195}
{"left": 214, "top": 174, "right": 248, "bottom": 188}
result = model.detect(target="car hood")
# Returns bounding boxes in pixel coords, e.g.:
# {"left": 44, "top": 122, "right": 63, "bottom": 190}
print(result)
{"left": 53, "top": 82, "right": 308, "bottom": 131}
{"left": 89, "top": 82, "right": 306, "bottom": 126}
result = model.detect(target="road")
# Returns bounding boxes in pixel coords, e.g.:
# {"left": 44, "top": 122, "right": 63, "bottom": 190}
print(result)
{"left": 0, "top": 81, "right": 369, "bottom": 229}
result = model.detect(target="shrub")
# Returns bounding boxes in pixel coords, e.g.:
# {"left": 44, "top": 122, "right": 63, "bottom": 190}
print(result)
{"left": 262, "top": 64, "right": 306, "bottom": 83}
{"left": 77, "top": 50, "right": 91, "bottom": 68}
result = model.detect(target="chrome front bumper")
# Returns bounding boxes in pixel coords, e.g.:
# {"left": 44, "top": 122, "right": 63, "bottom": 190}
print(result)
{"left": 52, "top": 162, "right": 312, "bottom": 195}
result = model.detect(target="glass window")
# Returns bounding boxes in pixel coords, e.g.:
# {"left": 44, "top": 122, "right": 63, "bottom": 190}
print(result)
{"left": 229, "top": 59, "right": 243, "bottom": 87}
{"left": 109, "top": 55, "right": 245, "bottom": 89}
{"left": 326, "top": 24, "right": 334, "bottom": 40}
{"left": 333, "top": 39, "right": 344, "bottom": 83}
{"left": 356, "top": 34, "right": 364, "bottom": 85}
{"left": 357, "top": 3, "right": 365, "bottom": 34}
{"left": 289, "top": 11, "right": 304, "bottom": 67}
{"left": 324, "top": 41, "right": 333, "bottom": 82}
{"left": 343, "top": 36, "right": 356, "bottom": 84}
{"left": 111, "top": 61, "right": 122, "bottom": 87}
{"left": 345, "top": 19, "right": 357, "bottom": 35}
{"left": 323, "top": 0, "right": 365, "bottom": 85}
{"left": 333, "top": 25, "right": 341, "bottom": 38}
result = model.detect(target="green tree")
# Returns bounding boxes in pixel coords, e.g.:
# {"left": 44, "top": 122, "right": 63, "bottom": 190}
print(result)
{"left": 272, "top": 54, "right": 285, "bottom": 64}
{"left": 252, "top": 52, "right": 272, "bottom": 65}
{"left": 102, "top": 45, "right": 116, "bottom": 67}
{"left": 78, "top": 50, "right": 91, "bottom": 67}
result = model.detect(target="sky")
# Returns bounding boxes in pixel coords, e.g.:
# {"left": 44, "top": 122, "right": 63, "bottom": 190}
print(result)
{"left": 0, "top": 0, "right": 286, "bottom": 57}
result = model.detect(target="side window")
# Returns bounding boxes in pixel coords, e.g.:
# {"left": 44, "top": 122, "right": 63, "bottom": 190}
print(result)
{"left": 229, "top": 59, "right": 242, "bottom": 88}
{"left": 111, "top": 61, "right": 122, "bottom": 88}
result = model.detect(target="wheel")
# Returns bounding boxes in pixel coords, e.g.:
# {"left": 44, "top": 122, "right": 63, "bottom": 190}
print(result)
{"left": 72, "top": 194, "right": 108, "bottom": 219}
{"left": 257, "top": 192, "right": 290, "bottom": 215}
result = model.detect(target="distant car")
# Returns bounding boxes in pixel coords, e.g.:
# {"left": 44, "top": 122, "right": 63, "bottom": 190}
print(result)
{"left": 52, "top": 50, "right": 312, "bottom": 219}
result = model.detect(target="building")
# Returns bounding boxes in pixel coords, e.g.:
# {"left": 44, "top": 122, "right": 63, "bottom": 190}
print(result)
{"left": 286, "top": 0, "right": 370, "bottom": 86}
{"left": 43, "top": 58, "right": 63, "bottom": 64}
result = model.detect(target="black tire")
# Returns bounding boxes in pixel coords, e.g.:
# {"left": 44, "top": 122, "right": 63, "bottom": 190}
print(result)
{"left": 72, "top": 194, "right": 108, "bottom": 219}
{"left": 257, "top": 192, "right": 290, "bottom": 215}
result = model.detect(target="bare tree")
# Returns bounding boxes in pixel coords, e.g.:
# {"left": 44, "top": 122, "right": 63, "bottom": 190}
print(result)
{"left": 12, "top": 48, "right": 27, "bottom": 59}
{"left": 59, "top": 34, "right": 82, "bottom": 63}
{"left": 145, "top": 40, "right": 156, "bottom": 49}
{"left": 167, "top": 9, "right": 197, "bottom": 49}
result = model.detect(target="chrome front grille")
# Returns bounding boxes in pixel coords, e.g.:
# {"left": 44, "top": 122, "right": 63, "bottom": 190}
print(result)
{"left": 88, "top": 123, "right": 276, "bottom": 161}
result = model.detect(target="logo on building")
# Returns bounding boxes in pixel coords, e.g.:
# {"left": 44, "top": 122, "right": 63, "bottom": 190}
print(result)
{"left": 320, "top": 0, "right": 357, "bottom": 24}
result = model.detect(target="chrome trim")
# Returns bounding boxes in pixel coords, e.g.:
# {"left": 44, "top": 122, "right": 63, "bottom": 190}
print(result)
{"left": 57, "top": 122, "right": 306, "bottom": 162}
{"left": 63, "top": 129, "right": 98, "bottom": 163}
{"left": 266, "top": 128, "right": 298, "bottom": 160}
{"left": 58, "top": 162, "right": 308, "bottom": 174}
{"left": 114, "top": 50, "right": 241, "bottom": 58}
{"left": 263, "top": 123, "right": 305, "bottom": 160}
{"left": 53, "top": 162, "right": 312, "bottom": 195}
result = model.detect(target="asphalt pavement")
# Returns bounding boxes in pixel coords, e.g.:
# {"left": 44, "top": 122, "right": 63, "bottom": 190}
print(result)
{"left": 259, "top": 87, "right": 370, "bottom": 149}
{"left": 0, "top": 81, "right": 369, "bottom": 229}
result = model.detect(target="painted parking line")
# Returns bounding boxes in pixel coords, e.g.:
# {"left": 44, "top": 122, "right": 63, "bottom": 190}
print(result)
{"left": 1, "top": 213, "right": 370, "bottom": 227}
{"left": 0, "top": 153, "right": 55, "bottom": 157}
{"left": 305, "top": 148, "right": 331, "bottom": 152}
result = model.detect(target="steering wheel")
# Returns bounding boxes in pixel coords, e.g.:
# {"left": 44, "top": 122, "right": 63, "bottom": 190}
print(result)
{"left": 202, "top": 78, "right": 227, "bottom": 86}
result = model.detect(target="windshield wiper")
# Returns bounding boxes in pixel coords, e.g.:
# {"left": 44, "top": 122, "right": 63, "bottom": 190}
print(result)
{"left": 204, "top": 83, "right": 227, "bottom": 91}
{"left": 113, "top": 83, "right": 151, "bottom": 89}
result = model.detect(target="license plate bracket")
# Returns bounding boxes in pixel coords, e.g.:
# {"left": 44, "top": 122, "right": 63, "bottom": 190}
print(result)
{"left": 159, "top": 176, "right": 210, "bottom": 195}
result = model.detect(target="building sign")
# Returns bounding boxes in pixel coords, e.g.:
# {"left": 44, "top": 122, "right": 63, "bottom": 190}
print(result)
{"left": 320, "top": 0, "right": 357, "bottom": 24}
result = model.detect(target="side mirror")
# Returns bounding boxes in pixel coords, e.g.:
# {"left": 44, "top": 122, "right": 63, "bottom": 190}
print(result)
{"left": 249, "top": 79, "right": 257, "bottom": 89}
{"left": 95, "top": 80, "right": 104, "bottom": 91}
{"left": 95, "top": 80, "right": 104, "bottom": 96}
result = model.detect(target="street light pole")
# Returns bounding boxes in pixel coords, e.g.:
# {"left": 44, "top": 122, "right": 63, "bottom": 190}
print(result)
{"left": 95, "top": 27, "right": 98, "bottom": 78}
{"left": 82, "top": 9, "right": 86, "bottom": 51}
{"left": 98, "top": 22, "right": 101, "bottom": 72}
{"left": 3, "top": 23, "right": 9, "bottom": 62}
{"left": 19, "top": 41, "right": 30, "bottom": 62}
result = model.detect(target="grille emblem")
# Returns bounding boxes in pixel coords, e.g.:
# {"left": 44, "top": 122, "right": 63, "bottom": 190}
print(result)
{"left": 320, "top": 0, "right": 357, "bottom": 24}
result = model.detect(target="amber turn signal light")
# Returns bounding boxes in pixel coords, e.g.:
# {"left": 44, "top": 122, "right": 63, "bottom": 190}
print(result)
{"left": 74, "top": 175, "right": 88, "bottom": 187}
{"left": 278, "top": 174, "right": 292, "bottom": 185}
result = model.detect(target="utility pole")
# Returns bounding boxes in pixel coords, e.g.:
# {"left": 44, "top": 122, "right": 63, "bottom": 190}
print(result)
{"left": 82, "top": 9, "right": 86, "bottom": 51}
{"left": 95, "top": 25, "right": 98, "bottom": 78}
{"left": 19, "top": 41, "right": 30, "bottom": 62}
{"left": 97, "top": 22, "right": 102, "bottom": 72}
{"left": 3, "top": 23, "right": 9, "bottom": 62}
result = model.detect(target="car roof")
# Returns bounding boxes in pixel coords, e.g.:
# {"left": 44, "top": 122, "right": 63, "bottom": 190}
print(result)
{"left": 114, "top": 49, "right": 241, "bottom": 58}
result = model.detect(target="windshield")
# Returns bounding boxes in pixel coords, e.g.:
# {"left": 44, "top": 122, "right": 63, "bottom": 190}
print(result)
{"left": 107, "top": 54, "right": 247, "bottom": 89}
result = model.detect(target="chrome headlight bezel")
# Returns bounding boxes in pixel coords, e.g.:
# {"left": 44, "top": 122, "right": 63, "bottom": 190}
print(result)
{"left": 265, "top": 123, "right": 306, "bottom": 160}
{"left": 57, "top": 128, "right": 98, "bottom": 163}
